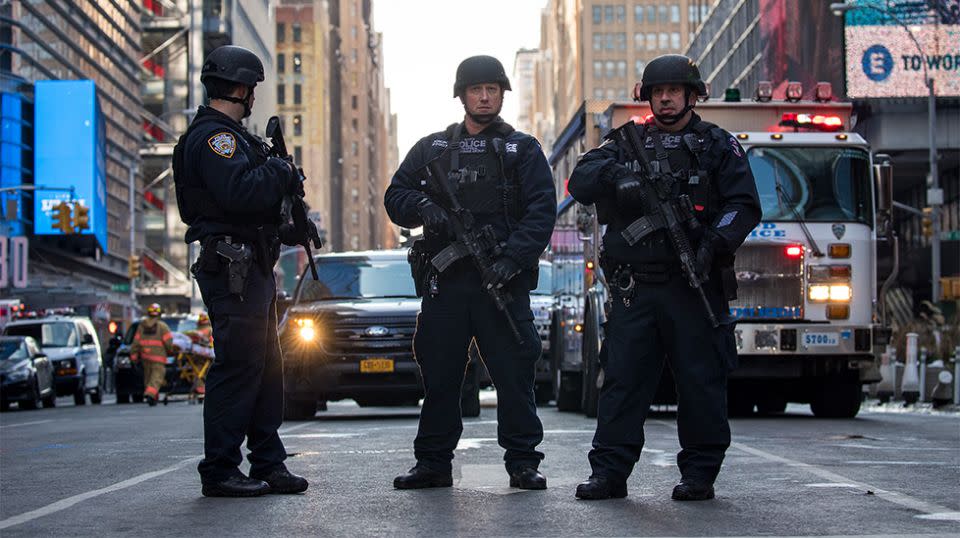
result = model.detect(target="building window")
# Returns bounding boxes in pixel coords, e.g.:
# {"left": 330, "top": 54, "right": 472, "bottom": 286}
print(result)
{"left": 293, "top": 84, "right": 302, "bottom": 105}
{"left": 647, "top": 32, "right": 656, "bottom": 50}
{"left": 277, "top": 53, "right": 285, "bottom": 73}
{"left": 351, "top": 26, "right": 357, "bottom": 39}
{"left": 592, "top": 5, "right": 602, "bottom": 24}
{"left": 351, "top": 49, "right": 358, "bottom": 63}
{"left": 351, "top": 95, "right": 358, "bottom": 109}
{"left": 615, "top": 5, "right": 625, "bottom": 22}
{"left": 659, "top": 33, "right": 669, "bottom": 50}
{"left": 351, "top": 141, "right": 358, "bottom": 156}
{"left": 615, "top": 32, "right": 626, "bottom": 50}
{"left": 604, "top": 5, "right": 614, "bottom": 23}
{"left": 659, "top": 5, "right": 668, "bottom": 22}
{"left": 606, "top": 88, "right": 616, "bottom": 99}
{"left": 605, "top": 61, "right": 615, "bottom": 78}
{"left": 635, "top": 60, "right": 646, "bottom": 77}
{"left": 634, "top": 5, "right": 644, "bottom": 23}
{"left": 646, "top": 6, "right": 656, "bottom": 23}
{"left": 351, "top": 117, "right": 358, "bottom": 131}
{"left": 593, "top": 61, "right": 603, "bottom": 79}
{"left": 606, "top": 33, "right": 615, "bottom": 50}
{"left": 701, "top": 5, "right": 710, "bottom": 19}
{"left": 689, "top": 4, "right": 698, "bottom": 23}
{"left": 293, "top": 114, "right": 302, "bottom": 136}
{"left": 277, "top": 84, "right": 285, "bottom": 105}
{"left": 593, "top": 33, "right": 603, "bottom": 51}
{"left": 616, "top": 61, "right": 626, "bottom": 78}
{"left": 671, "top": 32, "right": 681, "bottom": 50}
{"left": 293, "top": 53, "right": 302, "bottom": 73}
{"left": 670, "top": 4, "right": 680, "bottom": 23}
{"left": 277, "top": 23, "right": 285, "bottom": 43}
{"left": 634, "top": 33, "right": 644, "bottom": 51}
{"left": 594, "top": 88, "right": 604, "bottom": 99}
{"left": 294, "top": 146, "right": 302, "bottom": 163}
{"left": 292, "top": 23, "right": 301, "bottom": 42}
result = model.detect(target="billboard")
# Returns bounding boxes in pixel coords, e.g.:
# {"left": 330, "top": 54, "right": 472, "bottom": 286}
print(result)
{"left": 33, "top": 80, "right": 108, "bottom": 253}
{"left": 1, "top": 92, "right": 28, "bottom": 236}
{"left": 844, "top": 0, "right": 960, "bottom": 98}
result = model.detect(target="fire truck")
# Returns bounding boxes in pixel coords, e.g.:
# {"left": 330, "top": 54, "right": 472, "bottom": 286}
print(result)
{"left": 547, "top": 83, "right": 893, "bottom": 418}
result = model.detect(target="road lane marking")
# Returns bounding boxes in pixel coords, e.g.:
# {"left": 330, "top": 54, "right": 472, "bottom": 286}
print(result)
{"left": 845, "top": 461, "right": 955, "bottom": 466}
{"left": 278, "top": 423, "right": 312, "bottom": 434}
{"left": 652, "top": 419, "right": 956, "bottom": 517}
{"left": 0, "top": 419, "right": 56, "bottom": 429}
{"left": 0, "top": 456, "right": 200, "bottom": 530}
{"left": 283, "top": 433, "right": 360, "bottom": 438}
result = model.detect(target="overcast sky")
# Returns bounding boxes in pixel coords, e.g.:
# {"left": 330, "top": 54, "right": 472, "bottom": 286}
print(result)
{"left": 372, "top": 0, "right": 546, "bottom": 157}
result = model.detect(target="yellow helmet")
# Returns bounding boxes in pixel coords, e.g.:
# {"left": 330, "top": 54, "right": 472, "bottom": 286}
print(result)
{"left": 198, "top": 312, "right": 210, "bottom": 326}
{"left": 146, "top": 303, "right": 162, "bottom": 317}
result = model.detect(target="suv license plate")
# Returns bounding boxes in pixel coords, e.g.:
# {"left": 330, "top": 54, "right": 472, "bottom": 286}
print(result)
{"left": 360, "top": 358, "right": 394, "bottom": 373}
{"left": 803, "top": 332, "right": 839, "bottom": 347}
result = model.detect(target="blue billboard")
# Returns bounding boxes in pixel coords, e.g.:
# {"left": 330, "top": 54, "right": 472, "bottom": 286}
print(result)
{"left": 33, "top": 80, "right": 108, "bottom": 253}
{"left": 1, "top": 91, "right": 28, "bottom": 236}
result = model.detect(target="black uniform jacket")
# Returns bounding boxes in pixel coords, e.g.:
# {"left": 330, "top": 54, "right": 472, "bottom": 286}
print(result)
{"left": 568, "top": 113, "right": 761, "bottom": 264}
{"left": 384, "top": 120, "right": 557, "bottom": 270}
{"left": 182, "top": 106, "right": 292, "bottom": 244}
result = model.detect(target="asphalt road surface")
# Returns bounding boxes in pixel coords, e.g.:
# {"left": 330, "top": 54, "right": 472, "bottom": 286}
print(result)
{"left": 1, "top": 394, "right": 958, "bottom": 537}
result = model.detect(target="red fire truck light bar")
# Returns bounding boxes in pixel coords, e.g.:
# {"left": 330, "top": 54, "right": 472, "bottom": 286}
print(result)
{"left": 779, "top": 113, "right": 844, "bottom": 132}
{"left": 785, "top": 245, "right": 803, "bottom": 258}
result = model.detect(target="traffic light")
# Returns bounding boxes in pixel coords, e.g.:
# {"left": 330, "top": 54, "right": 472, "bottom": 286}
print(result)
{"left": 921, "top": 207, "right": 933, "bottom": 238}
{"left": 73, "top": 203, "right": 90, "bottom": 231}
{"left": 51, "top": 202, "right": 73, "bottom": 234}
{"left": 128, "top": 255, "right": 140, "bottom": 280}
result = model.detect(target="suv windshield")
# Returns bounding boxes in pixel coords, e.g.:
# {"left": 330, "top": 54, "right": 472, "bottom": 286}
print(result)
{"left": 748, "top": 147, "right": 873, "bottom": 226}
{"left": 532, "top": 264, "right": 553, "bottom": 296}
{"left": 5, "top": 322, "right": 78, "bottom": 347}
{"left": 0, "top": 341, "right": 28, "bottom": 360}
{"left": 297, "top": 257, "right": 417, "bottom": 301}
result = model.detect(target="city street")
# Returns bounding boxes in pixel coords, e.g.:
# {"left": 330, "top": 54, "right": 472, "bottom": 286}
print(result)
{"left": 1, "top": 395, "right": 958, "bottom": 537}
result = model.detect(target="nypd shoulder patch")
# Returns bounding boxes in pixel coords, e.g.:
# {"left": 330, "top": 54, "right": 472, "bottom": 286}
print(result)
{"left": 207, "top": 132, "right": 237, "bottom": 158}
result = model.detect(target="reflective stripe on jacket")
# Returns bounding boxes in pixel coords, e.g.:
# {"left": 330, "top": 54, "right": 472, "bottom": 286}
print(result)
{"left": 131, "top": 319, "right": 175, "bottom": 364}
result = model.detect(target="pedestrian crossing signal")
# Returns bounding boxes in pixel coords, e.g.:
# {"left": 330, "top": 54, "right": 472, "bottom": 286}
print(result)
{"left": 51, "top": 202, "right": 73, "bottom": 234}
{"left": 73, "top": 203, "right": 90, "bottom": 231}
{"left": 921, "top": 207, "right": 933, "bottom": 238}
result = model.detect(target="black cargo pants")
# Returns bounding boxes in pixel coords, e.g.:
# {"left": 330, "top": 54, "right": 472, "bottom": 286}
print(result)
{"left": 412, "top": 267, "right": 544, "bottom": 474}
{"left": 195, "top": 254, "right": 286, "bottom": 484}
{"left": 589, "top": 273, "right": 737, "bottom": 484}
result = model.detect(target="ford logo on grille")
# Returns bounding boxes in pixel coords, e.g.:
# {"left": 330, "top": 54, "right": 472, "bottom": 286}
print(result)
{"left": 364, "top": 326, "right": 390, "bottom": 337}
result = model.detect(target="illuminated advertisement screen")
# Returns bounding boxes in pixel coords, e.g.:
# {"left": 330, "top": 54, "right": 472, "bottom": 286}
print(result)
{"left": 33, "top": 80, "right": 108, "bottom": 253}
{"left": 844, "top": 0, "right": 960, "bottom": 98}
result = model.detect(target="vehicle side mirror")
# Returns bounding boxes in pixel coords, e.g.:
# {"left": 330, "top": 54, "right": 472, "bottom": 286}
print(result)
{"left": 82, "top": 334, "right": 94, "bottom": 345}
{"left": 874, "top": 153, "right": 893, "bottom": 214}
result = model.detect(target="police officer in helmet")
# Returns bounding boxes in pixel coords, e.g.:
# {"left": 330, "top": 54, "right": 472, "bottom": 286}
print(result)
{"left": 173, "top": 45, "right": 308, "bottom": 497}
{"left": 569, "top": 54, "right": 761, "bottom": 501}
{"left": 384, "top": 55, "right": 557, "bottom": 490}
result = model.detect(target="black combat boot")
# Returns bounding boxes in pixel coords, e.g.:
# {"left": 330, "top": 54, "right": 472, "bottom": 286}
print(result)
{"left": 201, "top": 475, "right": 271, "bottom": 497}
{"left": 250, "top": 467, "right": 309, "bottom": 494}
{"left": 393, "top": 466, "right": 453, "bottom": 489}
{"left": 671, "top": 479, "right": 715, "bottom": 501}
{"left": 146, "top": 395, "right": 157, "bottom": 407}
{"left": 575, "top": 476, "right": 628, "bottom": 500}
{"left": 509, "top": 467, "right": 547, "bottom": 490}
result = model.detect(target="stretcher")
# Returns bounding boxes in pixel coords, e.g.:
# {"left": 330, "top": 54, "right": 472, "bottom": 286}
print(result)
{"left": 162, "top": 332, "right": 215, "bottom": 405}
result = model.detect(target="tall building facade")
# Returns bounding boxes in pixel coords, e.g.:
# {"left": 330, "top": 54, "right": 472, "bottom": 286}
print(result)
{"left": 327, "top": 0, "right": 396, "bottom": 252}
{"left": 524, "top": 0, "right": 707, "bottom": 154}
{"left": 140, "top": 0, "right": 277, "bottom": 311}
{"left": 276, "top": 0, "right": 331, "bottom": 245}
{"left": 0, "top": 0, "right": 142, "bottom": 328}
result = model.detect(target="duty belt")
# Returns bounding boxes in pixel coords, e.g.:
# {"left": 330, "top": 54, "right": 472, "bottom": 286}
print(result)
{"left": 610, "top": 263, "right": 681, "bottom": 307}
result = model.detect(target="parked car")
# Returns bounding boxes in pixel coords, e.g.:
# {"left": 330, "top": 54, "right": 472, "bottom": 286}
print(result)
{"left": 3, "top": 315, "right": 103, "bottom": 405}
{"left": 281, "top": 250, "right": 486, "bottom": 420}
{"left": 0, "top": 336, "right": 56, "bottom": 410}
{"left": 112, "top": 314, "right": 197, "bottom": 403}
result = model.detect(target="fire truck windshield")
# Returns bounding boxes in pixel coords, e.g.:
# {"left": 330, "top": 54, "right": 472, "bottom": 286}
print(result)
{"left": 748, "top": 147, "right": 873, "bottom": 227}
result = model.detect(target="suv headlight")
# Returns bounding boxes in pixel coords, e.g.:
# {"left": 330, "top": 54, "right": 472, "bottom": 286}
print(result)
{"left": 294, "top": 318, "right": 317, "bottom": 342}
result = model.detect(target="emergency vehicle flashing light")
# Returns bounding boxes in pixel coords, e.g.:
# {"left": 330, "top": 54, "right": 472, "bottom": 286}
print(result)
{"left": 785, "top": 246, "right": 803, "bottom": 258}
{"left": 779, "top": 113, "right": 843, "bottom": 132}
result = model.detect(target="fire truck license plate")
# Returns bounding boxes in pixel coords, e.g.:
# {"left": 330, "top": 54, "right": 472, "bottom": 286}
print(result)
{"left": 803, "top": 332, "right": 839, "bottom": 347}
{"left": 360, "top": 358, "right": 394, "bottom": 373}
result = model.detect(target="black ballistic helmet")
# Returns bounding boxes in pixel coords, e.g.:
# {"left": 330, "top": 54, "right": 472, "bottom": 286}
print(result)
{"left": 453, "top": 55, "right": 512, "bottom": 98}
{"left": 201, "top": 45, "right": 265, "bottom": 88}
{"left": 637, "top": 54, "right": 708, "bottom": 101}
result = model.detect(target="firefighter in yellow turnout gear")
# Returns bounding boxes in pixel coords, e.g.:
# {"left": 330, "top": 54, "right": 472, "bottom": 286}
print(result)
{"left": 130, "top": 304, "right": 176, "bottom": 406}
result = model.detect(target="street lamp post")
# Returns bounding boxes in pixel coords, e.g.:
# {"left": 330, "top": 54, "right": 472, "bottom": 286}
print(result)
{"left": 831, "top": 1, "right": 941, "bottom": 302}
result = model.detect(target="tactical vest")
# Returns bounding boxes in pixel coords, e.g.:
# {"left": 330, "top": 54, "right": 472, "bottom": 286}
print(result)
{"left": 428, "top": 123, "right": 522, "bottom": 223}
{"left": 172, "top": 110, "right": 275, "bottom": 226}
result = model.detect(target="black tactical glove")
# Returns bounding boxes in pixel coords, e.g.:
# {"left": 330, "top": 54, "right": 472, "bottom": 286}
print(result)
{"left": 278, "top": 222, "right": 299, "bottom": 246}
{"left": 417, "top": 198, "right": 448, "bottom": 236}
{"left": 481, "top": 257, "right": 521, "bottom": 290}
{"left": 614, "top": 173, "right": 645, "bottom": 210}
{"left": 271, "top": 157, "right": 304, "bottom": 196}
{"left": 696, "top": 228, "right": 722, "bottom": 280}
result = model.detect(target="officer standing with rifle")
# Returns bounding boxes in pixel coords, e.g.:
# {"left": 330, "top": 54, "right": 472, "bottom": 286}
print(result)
{"left": 384, "top": 56, "right": 556, "bottom": 490}
{"left": 172, "top": 45, "right": 314, "bottom": 498}
{"left": 568, "top": 55, "right": 761, "bottom": 501}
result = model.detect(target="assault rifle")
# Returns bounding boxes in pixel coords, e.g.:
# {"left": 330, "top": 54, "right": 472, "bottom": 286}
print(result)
{"left": 265, "top": 115, "right": 323, "bottom": 280}
{"left": 616, "top": 122, "right": 718, "bottom": 328}
{"left": 424, "top": 159, "right": 525, "bottom": 344}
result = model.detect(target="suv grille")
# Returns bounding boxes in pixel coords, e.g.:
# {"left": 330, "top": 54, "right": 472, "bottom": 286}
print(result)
{"left": 729, "top": 243, "right": 804, "bottom": 320}
{"left": 322, "top": 317, "right": 416, "bottom": 355}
